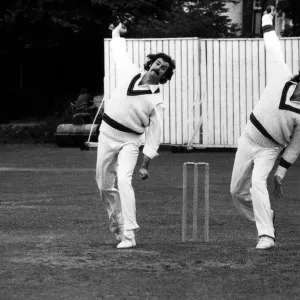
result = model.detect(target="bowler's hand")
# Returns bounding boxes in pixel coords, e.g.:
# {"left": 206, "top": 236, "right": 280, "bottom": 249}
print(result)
{"left": 264, "top": 5, "right": 276, "bottom": 17}
{"left": 273, "top": 175, "right": 284, "bottom": 199}
{"left": 139, "top": 167, "right": 149, "bottom": 180}
{"left": 110, "top": 22, "right": 127, "bottom": 37}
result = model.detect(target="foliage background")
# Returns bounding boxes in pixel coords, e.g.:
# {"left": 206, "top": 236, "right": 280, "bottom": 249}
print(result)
{"left": 0, "top": 0, "right": 239, "bottom": 122}
{"left": 0, "top": 0, "right": 298, "bottom": 122}
{"left": 277, "top": 0, "right": 300, "bottom": 36}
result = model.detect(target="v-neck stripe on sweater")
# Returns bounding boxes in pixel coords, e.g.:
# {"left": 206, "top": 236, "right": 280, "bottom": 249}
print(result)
{"left": 127, "top": 74, "right": 160, "bottom": 96}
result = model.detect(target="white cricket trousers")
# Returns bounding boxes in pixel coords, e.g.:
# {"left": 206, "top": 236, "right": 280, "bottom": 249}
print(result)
{"left": 230, "top": 132, "right": 283, "bottom": 238}
{"left": 95, "top": 123, "right": 143, "bottom": 238}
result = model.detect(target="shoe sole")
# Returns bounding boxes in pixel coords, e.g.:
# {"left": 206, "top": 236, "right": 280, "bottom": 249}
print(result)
{"left": 117, "top": 240, "right": 136, "bottom": 249}
{"left": 117, "top": 244, "right": 136, "bottom": 249}
{"left": 255, "top": 245, "right": 275, "bottom": 250}
{"left": 255, "top": 241, "right": 275, "bottom": 250}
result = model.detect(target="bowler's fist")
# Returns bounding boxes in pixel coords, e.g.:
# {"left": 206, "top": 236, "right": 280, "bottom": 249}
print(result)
{"left": 110, "top": 22, "right": 127, "bottom": 37}
{"left": 139, "top": 167, "right": 149, "bottom": 180}
{"left": 264, "top": 5, "right": 276, "bottom": 17}
{"left": 273, "top": 175, "right": 283, "bottom": 199}
{"left": 115, "top": 23, "right": 127, "bottom": 35}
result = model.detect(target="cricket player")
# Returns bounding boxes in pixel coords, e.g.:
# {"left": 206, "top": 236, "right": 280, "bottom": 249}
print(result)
{"left": 95, "top": 23, "right": 175, "bottom": 248}
{"left": 230, "top": 7, "right": 300, "bottom": 250}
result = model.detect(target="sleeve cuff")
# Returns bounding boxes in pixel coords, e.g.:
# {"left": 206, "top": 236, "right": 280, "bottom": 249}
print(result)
{"left": 143, "top": 145, "right": 158, "bottom": 160}
{"left": 279, "top": 157, "right": 292, "bottom": 169}
{"left": 274, "top": 165, "right": 287, "bottom": 179}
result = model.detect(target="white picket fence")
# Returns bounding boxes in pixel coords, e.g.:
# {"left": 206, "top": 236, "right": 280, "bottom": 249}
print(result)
{"left": 104, "top": 37, "right": 300, "bottom": 148}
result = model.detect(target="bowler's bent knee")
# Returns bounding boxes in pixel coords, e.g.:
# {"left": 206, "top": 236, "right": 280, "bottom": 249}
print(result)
{"left": 230, "top": 185, "right": 255, "bottom": 221}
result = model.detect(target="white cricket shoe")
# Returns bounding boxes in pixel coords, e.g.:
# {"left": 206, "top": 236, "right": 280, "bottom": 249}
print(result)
{"left": 117, "top": 236, "right": 136, "bottom": 249}
{"left": 255, "top": 236, "right": 275, "bottom": 250}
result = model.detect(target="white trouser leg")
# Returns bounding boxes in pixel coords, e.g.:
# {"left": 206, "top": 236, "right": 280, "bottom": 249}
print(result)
{"left": 252, "top": 148, "right": 280, "bottom": 238}
{"left": 117, "top": 142, "right": 140, "bottom": 237}
{"left": 95, "top": 132, "right": 123, "bottom": 227}
{"left": 231, "top": 133, "right": 281, "bottom": 238}
{"left": 230, "top": 133, "right": 255, "bottom": 221}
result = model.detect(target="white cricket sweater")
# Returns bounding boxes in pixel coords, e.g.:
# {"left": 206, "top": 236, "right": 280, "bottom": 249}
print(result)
{"left": 244, "top": 14, "right": 300, "bottom": 179}
{"left": 105, "top": 71, "right": 163, "bottom": 134}
{"left": 103, "top": 37, "right": 164, "bottom": 159}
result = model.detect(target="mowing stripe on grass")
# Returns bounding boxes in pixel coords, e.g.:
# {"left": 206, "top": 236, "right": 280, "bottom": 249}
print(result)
{"left": 0, "top": 167, "right": 95, "bottom": 172}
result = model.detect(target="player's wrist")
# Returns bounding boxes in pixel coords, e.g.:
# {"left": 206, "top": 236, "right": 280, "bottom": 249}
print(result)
{"left": 274, "top": 166, "right": 286, "bottom": 180}
{"left": 274, "top": 175, "right": 283, "bottom": 183}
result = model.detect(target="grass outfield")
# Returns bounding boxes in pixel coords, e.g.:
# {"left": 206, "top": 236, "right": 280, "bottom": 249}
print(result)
{"left": 0, "top": 144, "right": 300, "bottom": 300}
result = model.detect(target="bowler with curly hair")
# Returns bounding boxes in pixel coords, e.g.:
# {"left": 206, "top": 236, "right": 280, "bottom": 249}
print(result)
{"left": 95, "top": 23, "right": 175, "bottom": 249}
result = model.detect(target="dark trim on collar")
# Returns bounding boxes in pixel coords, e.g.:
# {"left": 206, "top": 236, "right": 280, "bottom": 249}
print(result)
{"left": 279, "top": 81, "right": 300, "bottom": 115}
{"left": 127, "top": 74, "right": 160, "bottom": 96}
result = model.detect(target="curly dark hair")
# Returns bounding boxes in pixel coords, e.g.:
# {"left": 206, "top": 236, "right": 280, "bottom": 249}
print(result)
{"left": 143, "top": 53, "right": 176, "bottom": 84}
{"left": 290, "top": 71, "right": 300, "bottom": 83}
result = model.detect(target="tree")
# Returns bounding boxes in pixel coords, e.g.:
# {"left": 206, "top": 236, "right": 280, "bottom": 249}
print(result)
{"left": 0, "top": 0, "right": 105, "bottom": 50}
{"left": 0, "top": 0, "right": 239, "bottom": 121}
{"left": 1, "top": 0, "right": 239, "bottom": 50}
{"left": 277, "top": 0, "right": 300, "bottom": 36}
{"left": 0, "top": 1, "right": 107, "bottom": 120}
{"left": 106, "top": 0, "right": 239, "bottom": 38}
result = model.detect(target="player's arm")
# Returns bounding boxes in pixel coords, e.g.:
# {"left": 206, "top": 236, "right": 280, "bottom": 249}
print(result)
{"left": 111, "top": 23, "right": 137, "bottom": 74}
{"left": 262, "top": 6, "right": 291, "bottom": 82}
{"left": 273, "top": 126, "right": 300, "bottom": 198}
{"left": 139, "top": 104, "right": 163, "bottom": 180}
